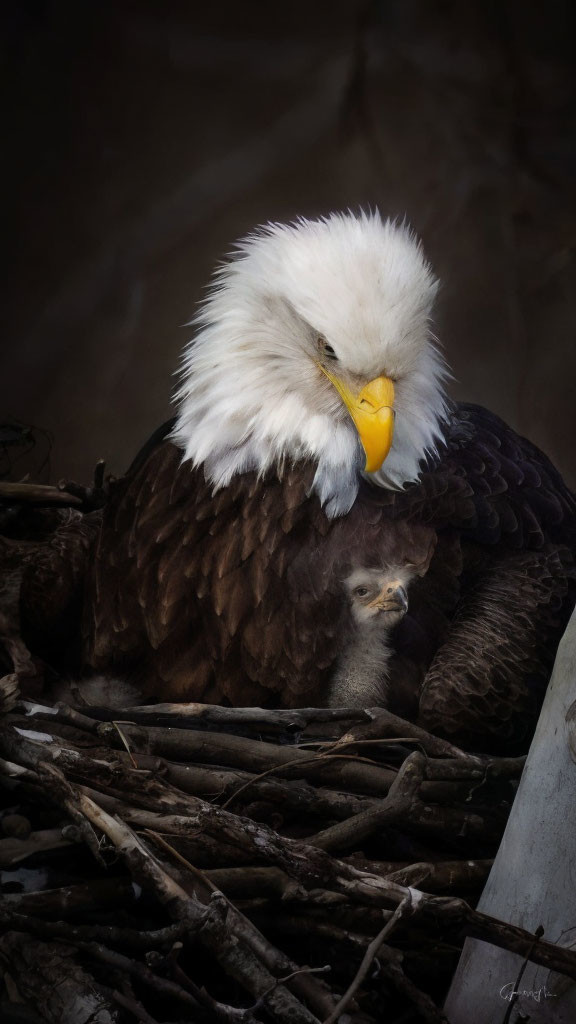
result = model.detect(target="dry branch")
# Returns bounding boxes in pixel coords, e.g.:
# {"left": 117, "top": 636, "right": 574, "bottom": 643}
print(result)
{"left": 0, "top": 827, "right": 74, "bottom": 866}
{"left": 94, "top": 720, "right": 397, "bottom": 795}
{"left": 1, "top": 878, "right": 141, "bottom": 917}
{"left": 0, "top": 932, "right": 120, "bottom": 1023}
{"left": 0, "top": 481, "right": 83, "bottom": 507}
{"left": 323, "top": 895, "right": 416, "bottom": 1024}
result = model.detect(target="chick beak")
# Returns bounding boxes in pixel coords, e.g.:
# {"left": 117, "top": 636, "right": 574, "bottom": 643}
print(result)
{"left": 370, "top": 581, "right": 409, "bottom": 615}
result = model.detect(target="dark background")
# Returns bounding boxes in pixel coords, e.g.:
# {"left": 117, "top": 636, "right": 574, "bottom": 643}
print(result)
{"left": 3, "top": 0, "right": 576, "bottom": 487}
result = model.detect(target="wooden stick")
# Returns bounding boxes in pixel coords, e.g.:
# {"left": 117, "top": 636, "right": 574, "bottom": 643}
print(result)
{"left": 0, "top": 827, "right": 74, "bottom": 866}
{"left": 0, "top": 931, "right": 120, "bottom": 1023}
{"left": 95, "top": 720, "right": 396, "bottom": 795}
{"left": 307, "top": 752, "right": 506, "bottom": 852}
{"left": 145, "top": 829, "right": 338, "bottom": 1021}
{"left": 322, "top": 895, "right": 415, "bottom": 1024}
{"left": 385, "top": 859, "right": 493, "bottom": 891}
{"left": 380, "top": 956, "right": 449, "bottom": 1023}
{"left": 309, "top": 750, "right": 423, "bottom": 851}
{"left": 1, "top": 877, "right": 141, "bottom": 917}
{"left": 0, "top": 481, "right": 82, "bottom": 507}
{"left": 76, "top": 792, "right": 323, "bottom": 1023}
{"left": 0, "top": 909, "right": 190, "bottom": 952}
{"left": 80, "top": 702, "right": 373, "bottom": 732}
{"left": 334, "top": 707, "right": 473, "bottom": 760}
{"left": 88, "top": 798, "right": 576, "bottom": 983}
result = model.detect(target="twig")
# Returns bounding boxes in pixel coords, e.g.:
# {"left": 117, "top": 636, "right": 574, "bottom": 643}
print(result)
{"left": 145, "top": 828, "right": 339, "bottom": 1021}
{"left": 1, "top": 877, "right": 139, "bottom": 917}
{"left": 220, "top": 748, "right": 391, "bottom": 811}
{"left": 252, "top": 966, "right": 332, "bottom": 1016}
{"left": 0, "top": 481, "right": 82, "bottom": 507}
{"left": 335, "top": 707, "right": 473, "bottom": 760}
{"left": 111, "top": 720, "right": 138, "bottom": 769}
{"left": 75, "top": 793, "right": 323, "bottom": 1023}
{"left": 0, "top": 932, "right": 121, "bottom": 1023}
{"left": 94, "top": 801, "right": 576, "bottom": 983}
{"left": 0, "top": 908, "right": 190, "bottom": 952}
{"left": 385, "top": 859, "right": 493, "bottom": 891}
{"left": 308, "top": 752, "right": 505, "bottom": 852}
{"left": 309, "top": 751, "right": 423, "bottom": 851}
{"left": 381, "top": 957, "right": 449, "bottom": 1023}
{"left": 101, "top": 985, "right": 160, "bottom": 1024}
{"left": 36, "top": 761, "right": 107, "bottom": 866}
{"left": 79, "top": 702, "right": 374, "bottom": 731}
{"left": 0, "top": 827, "right": 75, "bottom": 866}
{"left": 95, "top": 720, "right": 396, "bottom": 795}
{"left": 323, "top": 895, "right": 414, "bottom": 1024}
{"left": 68, "top": 940, "right": 204, "bottom": 1014}
{"left": 166, "top": 959, "right": 262, "bottom": 1022}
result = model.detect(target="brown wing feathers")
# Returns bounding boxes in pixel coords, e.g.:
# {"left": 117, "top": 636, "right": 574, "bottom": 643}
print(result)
{"left": 87, "top": 445, "right": 438, "bottom": 706}
{"left": 83, "top": 401, "right": 576, "bottom": 750}
{"left": 419, "top": 543, "right": 576, "bottom": 751}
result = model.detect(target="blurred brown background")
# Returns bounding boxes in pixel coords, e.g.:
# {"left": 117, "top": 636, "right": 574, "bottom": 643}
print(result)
{"left": 3, "top": 0, "right": 576, "bottom": 487}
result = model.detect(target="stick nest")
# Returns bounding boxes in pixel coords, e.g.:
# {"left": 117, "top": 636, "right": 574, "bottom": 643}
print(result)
{"left": 0, "top": 697, "right": 574, "bottom": 1024}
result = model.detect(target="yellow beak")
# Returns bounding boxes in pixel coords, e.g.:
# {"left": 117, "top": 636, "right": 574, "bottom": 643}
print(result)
{"left": 319, "top": 367, "right": 395, "bottom": 472}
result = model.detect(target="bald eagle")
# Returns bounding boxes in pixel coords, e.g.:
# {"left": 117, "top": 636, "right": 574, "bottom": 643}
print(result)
{"left": 84, "top": 212, "right": 576, "bottom": 752}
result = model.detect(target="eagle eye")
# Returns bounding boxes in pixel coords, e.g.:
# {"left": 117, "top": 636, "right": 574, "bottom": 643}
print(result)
{"left": 318, "top": 336, "right": 337, "bottom": 360}
{"left": 354, "top": 586, "right": 369, "bottom": 597}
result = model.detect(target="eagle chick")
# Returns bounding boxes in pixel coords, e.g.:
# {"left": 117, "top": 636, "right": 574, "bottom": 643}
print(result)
{"left": 329, "top": 565, "right": 413, "bottom": 708}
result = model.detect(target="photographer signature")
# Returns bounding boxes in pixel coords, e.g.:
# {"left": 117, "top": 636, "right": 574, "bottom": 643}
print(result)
{"left": 499, "top": 982, "right": 557, "bottom": 1002}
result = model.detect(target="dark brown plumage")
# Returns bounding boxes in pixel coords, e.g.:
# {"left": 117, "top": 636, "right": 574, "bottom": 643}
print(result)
{"left": 84, "top": 402, "right": 576, "bottom": 752}
{"left": 0, "top": 507, "right": 100, "bottom": 700}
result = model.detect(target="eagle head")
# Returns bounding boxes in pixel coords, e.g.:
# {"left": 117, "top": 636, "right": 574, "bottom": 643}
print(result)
{"left": 344, "top": 566, "right": 412, "bottom": 628}
{"left": 173, "top": 210, "right": 448, "bottom": 516}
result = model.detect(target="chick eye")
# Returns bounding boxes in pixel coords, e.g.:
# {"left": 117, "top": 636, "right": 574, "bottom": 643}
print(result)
{"left": 354, "top": 586, "right": 369, "bottom": 597}
{"left": 318, "top": 337, "right": 337, "bottom": 360}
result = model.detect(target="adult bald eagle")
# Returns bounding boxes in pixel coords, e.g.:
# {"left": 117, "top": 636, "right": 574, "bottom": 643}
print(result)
{"left": 84, "top": 212, "right": 576, "bottom": 752}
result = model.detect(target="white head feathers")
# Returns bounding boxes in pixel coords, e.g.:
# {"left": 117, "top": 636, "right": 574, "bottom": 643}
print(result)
{"left": 172, "top": 210, "right": 449, "bottom": 517}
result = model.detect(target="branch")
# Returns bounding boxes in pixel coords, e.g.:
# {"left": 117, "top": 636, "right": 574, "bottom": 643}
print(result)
{"left": 0, "top": 481, "right": 82, "bottom": 507}
{"left": 323, "top": 895, "right": 415, "bottom": 1024}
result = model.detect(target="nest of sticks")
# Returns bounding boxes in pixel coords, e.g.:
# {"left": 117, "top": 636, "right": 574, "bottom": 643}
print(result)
{"left": 1, "top": 697, "right": 576, "bottom": 1024}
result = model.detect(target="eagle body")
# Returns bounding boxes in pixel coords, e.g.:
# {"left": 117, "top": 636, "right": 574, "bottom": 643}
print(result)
{"left": 86, "top": 401, "right": 576, "bottom": 751}
{"left": 7, "top": 211, "right": 573, "bottom": 754}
